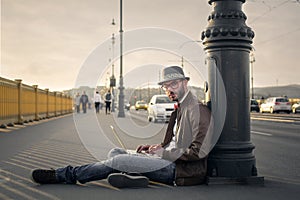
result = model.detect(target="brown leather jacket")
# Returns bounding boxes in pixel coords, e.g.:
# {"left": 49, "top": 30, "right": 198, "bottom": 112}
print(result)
{"left": 161, "top": 91, "right": 211, "bottom": 186}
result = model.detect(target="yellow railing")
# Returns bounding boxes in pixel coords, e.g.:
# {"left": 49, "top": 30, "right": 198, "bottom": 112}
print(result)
{"left": 0, "top": 77, "right": 73, "bottom": 127}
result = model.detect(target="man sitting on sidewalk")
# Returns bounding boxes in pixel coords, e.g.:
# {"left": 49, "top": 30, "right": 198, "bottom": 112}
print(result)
{"left": 30, "top": 66, "right": 212, "bottom": 188}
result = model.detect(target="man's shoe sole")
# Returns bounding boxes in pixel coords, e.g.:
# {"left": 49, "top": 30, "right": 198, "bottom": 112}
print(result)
{"left": 107, "top": 173, "right": 149, "bottom": 188}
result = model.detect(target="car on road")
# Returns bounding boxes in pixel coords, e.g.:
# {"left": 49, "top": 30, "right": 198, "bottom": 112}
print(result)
{"left": 135, "top": 101, "right": 148, "bottom": 110}
{"left": 124, "top": 100, "right": 131, "bottom": 111}
{"left": 147, "top": 94, "right": 176, "bottom": 123}
{"left": 292, "top": 102, "right": 300, "bottom": 114}
{"left": 250, "top": 99, "right": 259, "bottom": 112}
{"left": 260, "top": 97, "right": 291, "bottom": 114}
{"left": 125, "top": 103, "right": 131, "bottom": 110}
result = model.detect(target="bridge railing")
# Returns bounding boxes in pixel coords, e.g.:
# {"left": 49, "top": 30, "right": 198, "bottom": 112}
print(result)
{"left": 0, "top": 77, "right": 73, "bottom": 127}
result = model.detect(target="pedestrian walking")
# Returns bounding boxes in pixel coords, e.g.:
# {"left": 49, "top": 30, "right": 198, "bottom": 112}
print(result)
{"left": 104, "top": 89, "right": 113, "bottom": 114}
{"left": 74, "top": 93, "right": 81, "bottom": 113}
{"left": 94, "top": 91, "right": 102, "bottom": 113}
{"left": 80, "top": 91, "right": 89, "bottom": 114}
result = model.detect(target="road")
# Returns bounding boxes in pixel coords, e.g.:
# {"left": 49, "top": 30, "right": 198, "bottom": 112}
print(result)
{"left": 250, "top": 113, "right": 300, "bottom": 185}
{"left": 0, "top": 110, "right": 299, "bottom": 199}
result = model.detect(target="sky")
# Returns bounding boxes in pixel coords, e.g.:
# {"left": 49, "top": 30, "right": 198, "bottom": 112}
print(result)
{"left": 1, "top": 0, "right": 299, "bottom": 91}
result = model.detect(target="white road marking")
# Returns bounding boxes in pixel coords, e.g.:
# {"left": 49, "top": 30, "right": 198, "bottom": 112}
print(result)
{"left": 251, "top": 131, "right": 272, "bottom": 136}
{"left": 251, "top": 117, "right": 294, "bottom": 123}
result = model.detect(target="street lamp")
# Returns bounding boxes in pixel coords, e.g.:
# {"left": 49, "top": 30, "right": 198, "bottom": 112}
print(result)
{"left": 118, "top": 0, "right": 125, "bottom": 117}
{"left": 110, "top": 33, "right": 116, "bottom": 112}
{"left": 250, "top": 52, "right": 255, "bottom": 99}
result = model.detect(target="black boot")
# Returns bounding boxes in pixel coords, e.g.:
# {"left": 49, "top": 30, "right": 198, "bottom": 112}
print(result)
{"left": 31, "top": 169, "right": 60, "bottom": 184}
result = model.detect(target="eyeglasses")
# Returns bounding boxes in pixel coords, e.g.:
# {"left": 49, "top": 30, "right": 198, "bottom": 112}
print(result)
{"left": 161, "top": 80, "right": 182, "bottom": 91}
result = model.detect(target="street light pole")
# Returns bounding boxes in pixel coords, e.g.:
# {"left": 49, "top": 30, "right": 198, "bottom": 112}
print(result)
{"left": 110, "top": 33, "right": 116, "bottom": 112}
{"left": 118, "top": 0, "right": 125, "bottom": 117}
{"left": 250, "top": 53, "right": 255, "bottom": 99}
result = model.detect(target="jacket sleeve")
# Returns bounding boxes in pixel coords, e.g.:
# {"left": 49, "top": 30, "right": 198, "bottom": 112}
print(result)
{"left": 162, "top": 104, "right": 211, "bottom": 161}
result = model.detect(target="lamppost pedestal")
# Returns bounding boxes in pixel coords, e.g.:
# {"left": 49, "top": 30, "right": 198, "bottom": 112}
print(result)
{"left": 202, "top": 0, "right": 263, "bottom": 185}
{"left": 118, "top": 77, "right": 125, "bottom": 117}
{"left": 110, "top": 75, "right": 116, "bottom": 112}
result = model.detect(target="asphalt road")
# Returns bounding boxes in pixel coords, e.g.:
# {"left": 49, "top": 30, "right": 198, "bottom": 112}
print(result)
{"left": 250, "top": 116, "right": 300, "bottom": 185}
{"left": 0, "top": 111, "right": 299, "bottom": 200}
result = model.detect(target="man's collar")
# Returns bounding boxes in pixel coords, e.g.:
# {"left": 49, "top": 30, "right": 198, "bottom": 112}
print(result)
{"left": 179, "top": 90, "right": 190, "bottom": 104}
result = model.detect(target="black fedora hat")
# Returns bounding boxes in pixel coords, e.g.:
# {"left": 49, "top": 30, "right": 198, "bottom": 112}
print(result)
{"left": 158, "top": 66, "right": 190, "bottom": 85}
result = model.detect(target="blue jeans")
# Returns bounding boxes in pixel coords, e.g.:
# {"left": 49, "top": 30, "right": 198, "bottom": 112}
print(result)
{"left": 56, "top": 148, "right": 176, "bottom": 185}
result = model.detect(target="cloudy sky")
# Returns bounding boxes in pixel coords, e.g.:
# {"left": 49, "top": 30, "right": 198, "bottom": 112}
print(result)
{"left": 1, "top": 0, "right": 299, "bottom": 91}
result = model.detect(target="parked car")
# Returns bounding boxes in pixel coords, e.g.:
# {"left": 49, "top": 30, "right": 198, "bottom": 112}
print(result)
{"left": 292, "top": 102, "right": 300, "bottom": 114}
{"left": 260, "top": 97, "right": 291, "bottom": 114}
{"left": 125, "top": 103, "right": 131, "bottom": 111}
{"left": 250, "top": 99, "right": 259, "bottom": 112}
{"left": 124, "top": 100, "right": 131, "bottom": 111}
{"left": 135, "top": 101, "right": 148, "bottom": 110}
{"left": 147, "top": 95, "right": 176, "bottom": 123}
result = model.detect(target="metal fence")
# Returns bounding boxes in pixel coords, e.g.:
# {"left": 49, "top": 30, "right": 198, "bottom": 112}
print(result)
{"left": 0, "top": 77, "right": 73, "bottom": 127}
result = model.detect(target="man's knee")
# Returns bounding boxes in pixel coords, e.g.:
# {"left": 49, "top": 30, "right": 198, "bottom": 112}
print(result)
{"left": 108, "top": 147, "right": 127, "bottom": 158}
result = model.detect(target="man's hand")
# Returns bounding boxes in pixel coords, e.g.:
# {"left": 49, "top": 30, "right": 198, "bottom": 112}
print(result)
{"left": 148, "top": 144, "right": 164, "bottom": 157}
{"left": 136, "top": 144, "right": 150, "bottom": 153}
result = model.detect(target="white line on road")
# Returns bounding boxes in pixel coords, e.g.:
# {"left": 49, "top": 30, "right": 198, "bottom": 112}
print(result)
{"left": 110, "top": 125, "right": 126, "bottom": 149}
{"left": 251, "top": 131, "right": 273, "bottom": 136}
{"left": 251, "top": 117, "right": 295, "bottom": 123}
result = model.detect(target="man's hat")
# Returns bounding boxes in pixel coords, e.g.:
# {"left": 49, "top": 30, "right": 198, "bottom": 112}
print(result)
{"left": 158, "top": 66, "right": 190, "bottom": 85}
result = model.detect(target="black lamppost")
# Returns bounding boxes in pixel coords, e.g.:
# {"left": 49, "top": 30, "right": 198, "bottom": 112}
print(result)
{"left": 118, "top": 0, "right": 125, "bottom": 117}
{"left": 110, "top": 33, "right": 116, "bottom": 112}
{"left": 250, "top": 52, "right": 255, "bottom": 99}
{"left": 202, "top": 0, "right": 263, "bottom": 184}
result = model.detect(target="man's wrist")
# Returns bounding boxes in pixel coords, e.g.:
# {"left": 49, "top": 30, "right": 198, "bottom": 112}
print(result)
{"left": 154, "top": 148, "right": 164, "bottom": 157}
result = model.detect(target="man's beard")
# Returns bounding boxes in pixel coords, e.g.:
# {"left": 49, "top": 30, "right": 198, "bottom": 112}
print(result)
{"left": 168, "top": 91, "right": 178, "bottom": 102}
{"left": 176, "top": 84, "right": 186, "bottom": 102}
